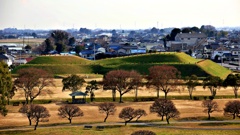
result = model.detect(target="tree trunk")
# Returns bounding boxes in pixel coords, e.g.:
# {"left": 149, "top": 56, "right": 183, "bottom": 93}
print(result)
{"left": 119, "top": 93, "right": 123, "bottom": 103}
{"left": 208, "top": 112, "right": 211, "bottom": 120}
{"left": 166, "top": 118, "right": 170, "bottom": 124}
{"left": 189, "top": 90, "right": 193, "bottom": 100}
{"left": 234, "top": 89, "right": 238, "bottom": 98}
{"left": 34, "top": 121, "right": 39, "bottom": 130}
{"left": 104, "top": 114, "right": 109, "bottom": 122}
{"left": 157, "top": 88, "right": 160, "bottom": 98}
{"left": 28, "top": 117, "right": 32, "bottom": 125}
{"left": 161, "top": 115, "right": 164, "bottom": 121}
{"left": 233, "top": 113, "right": 236, "bottom": 119}
{"left": 164, "top": 92, "right": 168, "bottom": 99}
{"left": 90, "top": 92, "right": 94, "bottom": 102}
{"left": 125, "top": 118, "right": 133, "bottom": 126}
{"left": 136, "top": 116, "right": 141, "bottom": 122}
{"left": 26, "top": 98, "right": 29, "bottom": 104}
{"left": 30, "top": 98, "right": 34, "bottom": 104}
{"left": 211, "top": 89, "right": 216, "bottom": 97}
{"left": 112, "top": 89, "right": 116, "bottom": 102}
{"left": 135, "top": 88, "right": 138, "bottom": 101}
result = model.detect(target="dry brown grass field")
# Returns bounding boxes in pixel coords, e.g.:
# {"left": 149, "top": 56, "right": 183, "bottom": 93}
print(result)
{"left": 0, "top": 99, "right": 238, "bottom": 129}
{"left": 0, "top": 79, "right": 239, "bottom": 129}
{"left": 0, "top": 38, "right": 45, "bottom": 44}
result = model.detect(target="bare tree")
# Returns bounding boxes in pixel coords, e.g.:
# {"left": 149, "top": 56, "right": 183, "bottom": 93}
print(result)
{"left": 224, "top": 100, "right": 240, "bottom": 119}
{"left": 147, "top": 65, "right": 181, "bottom": 99}
{"left": 33, "top": 105, "right": 50, "bottom": 130}
{"left": 150, "top": 99, "right": 180, "bottom": 124}
{"left": 19, "top": 104, "right": 35, "bottom": 125}
{"left": 19, "top": 104, "right": 50, "bottom": 130}
{"left": 14, "top": 68, "right": 55, "bottom": 104}
{"left": 185, "top": 74, "right": 199, "bottom": 100}
{"left": 104, "top": 70, "right": 140, "bottom": 103}
{"left": 103, "top": 78, "right": 117, "bottom": 102}
{"left": 58, "top": 104, "right": 84, "bottom": 123}
{"left": 98, "top": 102, "right": 116, "bottom": 122}
{"left": 62, "top": 74, "right": 85, "bottom": 92}
{"left": 119, "top": 107, "right": 136, "bottom": 126}
{"left": 131, "top": 130, "right": 156, "bottom": 135}
{"left": 119, "top": 107, "right": 147, "bottom": 125}
{"left": 202, "top": 100, "right": 219, "bottom": 120}
{"left": 134, "top": 109, "right": 147, "bottom": 122}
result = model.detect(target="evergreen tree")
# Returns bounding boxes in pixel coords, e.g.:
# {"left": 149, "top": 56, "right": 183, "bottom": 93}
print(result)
{"left": 0, "top": 61, "right": 13, "bottom": 116}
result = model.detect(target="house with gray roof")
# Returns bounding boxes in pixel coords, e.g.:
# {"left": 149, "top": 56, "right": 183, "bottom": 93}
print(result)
{"left": 0, "top": 54, "right": 13, "bottom": 66}
{"left": 175, "top": 33, "right": 207, "bottom": 46}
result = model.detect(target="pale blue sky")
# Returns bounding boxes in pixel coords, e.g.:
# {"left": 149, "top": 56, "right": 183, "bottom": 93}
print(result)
{"left": 0, "top": 0, "right": 240, "bottom": 30}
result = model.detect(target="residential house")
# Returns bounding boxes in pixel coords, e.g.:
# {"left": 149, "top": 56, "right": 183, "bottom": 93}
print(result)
{"left": 0, "top": 54, "right": 13, "bottom": 66}
{"left": 211, "top": 46, "right": 230, "bottom": 60}
{"left": 175, "top": 33, "right": 207, "bottom": 46}
{"left": 14, "top": 58, "right": 27, "bottom": 65}
{"left": 79, "top": 50, "right": 95, "bottom": 59}
{"left": 167, "top": 41, "right": 188, "bottom": 52}
{"left": 149, "top": 45, "right": 166, "bottom": 52}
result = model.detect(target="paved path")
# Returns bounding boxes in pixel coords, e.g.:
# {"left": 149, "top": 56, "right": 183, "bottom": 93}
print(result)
{"left": 1, "top": 120, "right": 240, "bottom": 131}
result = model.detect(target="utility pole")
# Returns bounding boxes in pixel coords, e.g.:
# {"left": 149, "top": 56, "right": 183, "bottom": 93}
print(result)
{"left": 238, "top": 50, "right": 240, "bottom": 70}
{"left": 94, "top": 43, "right": 95, "bottom": 61}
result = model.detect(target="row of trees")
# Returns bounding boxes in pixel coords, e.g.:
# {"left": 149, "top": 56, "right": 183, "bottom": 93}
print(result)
{"left": 164, "top": 25, "right": 228, "bottom": 42}
{"left": 13, "top": 66, "right": 237, "bottom": 107}
{"left": 18, "top": 100, "right": 240, "bottom": 130}
{"left": 103, "top": 66, "right": 239, "bottom": 103}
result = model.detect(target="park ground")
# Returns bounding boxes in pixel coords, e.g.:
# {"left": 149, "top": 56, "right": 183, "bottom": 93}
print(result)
{"left": 0, "top": 79, "right": 240, "bottom": 135}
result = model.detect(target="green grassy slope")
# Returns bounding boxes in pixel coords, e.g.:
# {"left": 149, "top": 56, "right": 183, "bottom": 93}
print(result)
{"left": 27, "top": 56, "right": 91, "bottom": 64}
{"left": 96, "top": 53, "right": 182, "bottom": 65}
{"left": 175, "top": 52, "right": 201, "bottom": 63}
{"left": 12, "top": 53, "right": 231, "bottom": 78}
{"left": 196, "top": 60, "right": 232, "bottom": 79}
{"left": 12, "top": 64, "right": 94, "bottom": 74}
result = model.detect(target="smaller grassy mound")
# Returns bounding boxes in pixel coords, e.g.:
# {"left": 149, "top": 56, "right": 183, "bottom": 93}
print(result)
{"left": 196, "top": 60, "right": 231, "bottom": 79}
{"left": 96, "top": 53, "right": 182, "bottom": 65}
{"left": 27, "top": 56, "right": 91, "bottom": 64}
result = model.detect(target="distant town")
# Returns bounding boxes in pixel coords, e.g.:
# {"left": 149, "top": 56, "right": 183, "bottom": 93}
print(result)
{"left": 0, "top": 25, "right": 240, "bottom": 70}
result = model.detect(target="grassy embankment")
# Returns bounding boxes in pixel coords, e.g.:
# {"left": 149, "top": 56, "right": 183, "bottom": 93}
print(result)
{"left": 197, "top": 59, "right": 232, "bottom": 79}
{"left": 12, "top": 52, "right": 231, "bottom": 78}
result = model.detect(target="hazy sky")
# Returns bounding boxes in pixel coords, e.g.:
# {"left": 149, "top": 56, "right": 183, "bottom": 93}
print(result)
{"left": 1, "top": 0, "right": 240, "bottom": 30}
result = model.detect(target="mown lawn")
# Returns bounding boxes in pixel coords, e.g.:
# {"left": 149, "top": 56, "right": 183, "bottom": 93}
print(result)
{"left": 1, "top": 125, "right": 240, "bottom": 135}
{"left": 197, "top": 60, "right": 232, "bottom": 79}
{"left": 96, "top": 53, "right": 182, "bottom": 65}
{"left": 12, "top": 64, "right": 94, "bottom": 74}
{"left": 27, "top": 56, "right": 91, "bottom": 64}
{"left": 175, "top": 52, "right": 200, "bottom": 63}
{"left": 12, "top": 52, "right": 231, "bottom": 78}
